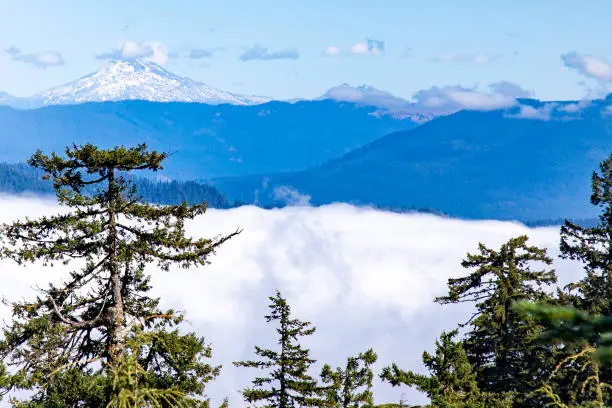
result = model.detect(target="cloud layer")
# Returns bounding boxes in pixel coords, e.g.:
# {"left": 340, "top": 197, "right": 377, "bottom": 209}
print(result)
{"left": 0, "top": 198, "right": 584, "bottom": 407}
{"left": 5, "top": 46, "right": 65, "bottom": 69}
{"left": 96, "top": 40, "right": 169, "bottom": 65}
{"left": 411, "top": 81, "right": 533, "bottom": 112}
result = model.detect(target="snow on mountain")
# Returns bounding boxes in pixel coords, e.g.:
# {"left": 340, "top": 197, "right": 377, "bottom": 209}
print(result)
{"left": 32, "top": 60, "right": 272, "bottom": 106}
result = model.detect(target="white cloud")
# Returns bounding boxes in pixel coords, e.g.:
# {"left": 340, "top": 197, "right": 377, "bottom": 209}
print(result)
{"left": 96, "top": 40, "right": 169, "bottom": 65}
{"left": 411, "top": 81, "right": 533, "bottom": 113}
{"left": 506, "top": 99, "right": 592, "bottom": 121}
{"left": 239, "top": 45, "right": 299, "bottom": 61}
{"left": 350, "top": 43, "right": 369, "bottom": 55}
{"left": 325, "top": 40, "right": 384, "bottom": 57}
{"left": 322, "top": 46, "right": 341, "bottom": 57}
{"left": 561, "top": 52, "right": 612, "bottom": 82}
{"left": 508, "top": 104, "right": 557, "bottom": 121}
{"left": 4, "top": 47, "right": 64, "bottom": 69}
{"left": 0, "top": 197, "right": 584, "bottom": 407}
{"left": 273, "top": 186, "right": 311, "bottom": 206}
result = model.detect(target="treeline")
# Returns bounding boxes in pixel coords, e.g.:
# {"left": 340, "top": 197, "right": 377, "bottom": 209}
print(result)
{"left": 0, "top": 143, "right": 611, "bottom": 407}
{"left": 0, "top": 162, "right": 231, "bottom": 208}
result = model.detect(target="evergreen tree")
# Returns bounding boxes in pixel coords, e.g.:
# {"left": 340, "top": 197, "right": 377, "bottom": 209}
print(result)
{"left": 0, "top": 144, "right": 239, "bottom": 406}
{"left": 380, "top": 331, "right": 510, "bottom": 408}
{"left": 320, "top": 348, "right": 377, "bottom": 408}
{"left": 434, "top": 236, "right": 557, "bottom": 397}
{"left": 560, "top": 153, "right": 612, "bottom": 315}
{"left": 516, "top": 302, "right": 612, "bottom": 407}
{"left": 234, "top": 290, "right": 323, "bottom": 408}
{"left": 554, "top": 152, "right": 612, "bottom": 406}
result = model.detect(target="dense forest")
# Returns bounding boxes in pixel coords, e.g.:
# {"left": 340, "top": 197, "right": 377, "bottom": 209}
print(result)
{"left": 0, "top": 143, "right": 610, "bottom": 407}
{"left": 0, "top": 162, "right": 231, "bottom": 208}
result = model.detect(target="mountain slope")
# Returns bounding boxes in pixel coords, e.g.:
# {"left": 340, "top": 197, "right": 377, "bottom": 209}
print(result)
{"left": 209, "top": 99, "right": 612, "bottom": 222}
{"left": 0, "top": 99, "right": 418, "bottom": 179}
{"left": 31, "top": 60, "right": 271, "bottom": 106}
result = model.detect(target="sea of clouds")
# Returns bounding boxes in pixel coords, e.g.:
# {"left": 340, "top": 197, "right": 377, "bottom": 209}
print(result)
{"left": 0, "top": 197, "right": 586, "bottom": 407}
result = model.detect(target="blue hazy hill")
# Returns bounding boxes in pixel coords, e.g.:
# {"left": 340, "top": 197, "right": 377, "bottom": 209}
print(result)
{"left": 209, "top": 98, "right": 612, "bottom": 222}
{"left": 0, "top": 99, "right": 417, "bottom": 180}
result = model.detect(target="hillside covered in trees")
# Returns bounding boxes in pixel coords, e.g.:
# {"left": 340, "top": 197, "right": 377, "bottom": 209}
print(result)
{"left": 0, "top": 161, "right": 231, "bottom": 208}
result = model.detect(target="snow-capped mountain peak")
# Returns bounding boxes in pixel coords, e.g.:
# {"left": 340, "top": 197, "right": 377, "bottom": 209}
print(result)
{"left": 33, "top": 59, "right": 272, "bottom": 106}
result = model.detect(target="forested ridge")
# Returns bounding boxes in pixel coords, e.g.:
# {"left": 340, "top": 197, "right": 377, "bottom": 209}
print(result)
{"left": 0, "top": 162, "right": 231, "bottom": 208}
{"left": 0, "top": 143, "right": 611, "bottom": 407}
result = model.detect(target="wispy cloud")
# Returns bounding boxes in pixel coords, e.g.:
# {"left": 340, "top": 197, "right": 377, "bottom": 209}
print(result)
{"left": 509, "top": 104, "right": 557, "bottom": 121}
{"left": 351, "top": 39, "right": 385, "bottom": 55}
{"left": 189, "top": 48, "right": 213, "bottom": 59}
{"left": 4, "top": 46, "right": 64, "bottom": 69}
{"left": 322, "top": 39, "right": 385, "bottom": 57}
{"left": 273, "top": 186, "right": 311, "bottom": 206}
{"left": 350, "top": 43, "right": 369, "bottom": 55}
{"left": 239, "top": 44, "right": 299, "bottom": 61}
{"left": 95, "top": 40, "right": 169, "bottom": 65}
{"left": 0, "top": 198, "right": 581, "bottom": 407}
{"left": 322, "top": 46, "right": 341, "bottom": 57}
{"left": 561, "top": 51, "right": 612, "bottom": 83}
{"left": 506, "top": 99, "right": 592, "bottom": 122}
{"left": 433, "top": 53, "right": 501, "bottom": 64}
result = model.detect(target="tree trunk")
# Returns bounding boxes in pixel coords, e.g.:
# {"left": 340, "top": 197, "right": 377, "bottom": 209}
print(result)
{"left": 107, "top": 168, "right": 126, "bottom": 367}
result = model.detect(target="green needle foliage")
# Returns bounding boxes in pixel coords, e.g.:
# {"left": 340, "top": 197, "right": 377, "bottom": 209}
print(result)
{"left": 515, "top": 302, "right": 612, "bottom": 407}
{"left": 320, "top": 348, "right": 377, "bottom": 408}
{"left": 380, "top": 330, "right": 492, "bottom": 408}
{"left": 434, "top": 236, "right": 557, "bottom": 397}
{"left": 0, "top": 143, "right": 239, "bottom": 406}
{"left": 561, "top": 152, "right": 612, "bottom": 315}
{"left": 234, "top": 290, "right": 324, "bottom": 408}
{"left": 514, "top": 303, "right": 612, "bottom": 362}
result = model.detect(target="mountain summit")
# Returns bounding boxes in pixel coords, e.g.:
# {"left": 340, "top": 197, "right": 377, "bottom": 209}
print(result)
{"left": 32, "top": 60, "right": 272, "bottom": 106}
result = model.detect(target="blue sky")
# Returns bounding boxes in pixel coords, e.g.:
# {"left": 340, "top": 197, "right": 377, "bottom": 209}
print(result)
{"left": 1, "top": 0, "right": 611, "bottom": 100}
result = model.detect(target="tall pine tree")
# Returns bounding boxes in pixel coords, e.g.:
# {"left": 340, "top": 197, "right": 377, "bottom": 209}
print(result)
{"left": 0, "top": 144, "right": 239, "bottom": 406}
{"left": 434, "top": 236, "right": 557, "bottom": 398}
{"left": 234, "top": 290, "right": 323, "bottom": 408}
{"left": 561, "top": 153, "right": 612, "bottom": 315}
{"left": 320, "top": 349, "right": 377, "bottom": 408}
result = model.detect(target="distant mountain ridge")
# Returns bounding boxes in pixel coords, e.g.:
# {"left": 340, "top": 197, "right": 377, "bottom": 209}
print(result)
{"left": 207, "top": 95, "right": 612, "bottom": 222}
{"left": 0, "top": 99, "right": 418, "bottom": 179}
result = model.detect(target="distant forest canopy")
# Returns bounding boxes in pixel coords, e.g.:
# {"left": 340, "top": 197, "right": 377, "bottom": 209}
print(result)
{"left": 0, "top": 162, "right": 232, "bottom": 208}
{"left": 0, "top": 162, "right": 598, "bottom": 227}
